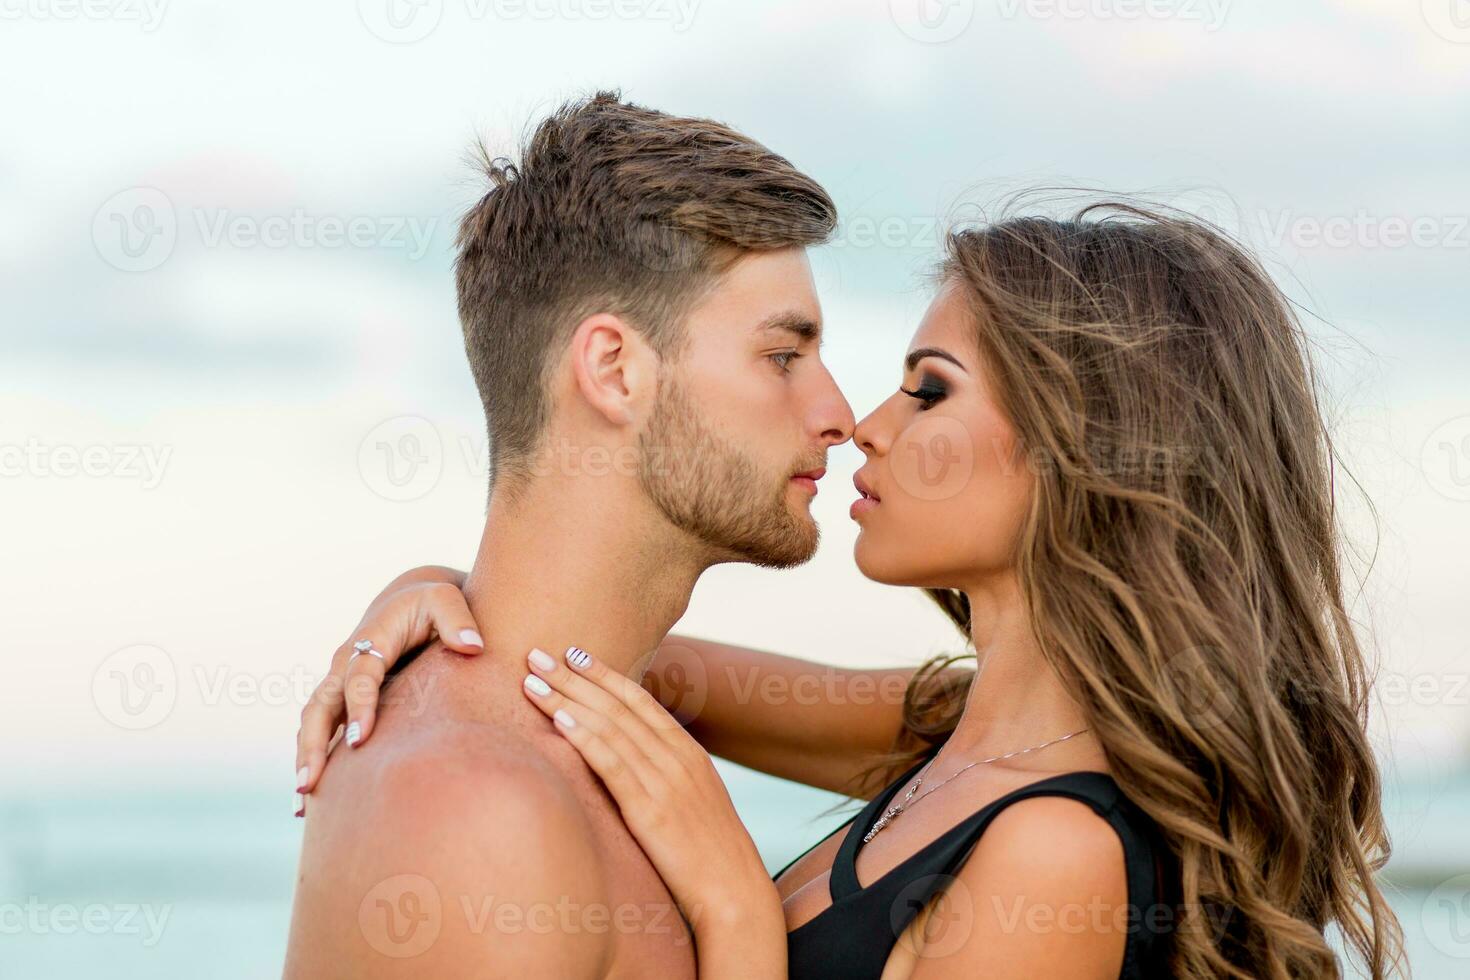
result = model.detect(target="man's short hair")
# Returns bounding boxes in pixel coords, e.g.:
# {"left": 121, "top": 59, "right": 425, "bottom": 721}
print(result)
{"left": 454, "top": 90, "right": 837, "bottom": 485}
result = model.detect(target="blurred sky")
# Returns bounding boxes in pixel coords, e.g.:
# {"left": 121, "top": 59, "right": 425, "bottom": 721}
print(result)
{"left": 2, "top": 0, "right": 1468, "bottom": 795}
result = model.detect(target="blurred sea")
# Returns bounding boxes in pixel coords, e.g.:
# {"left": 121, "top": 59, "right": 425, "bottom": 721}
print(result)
{"left": 3, "top": 764, "right": 1466, "bottom": 978}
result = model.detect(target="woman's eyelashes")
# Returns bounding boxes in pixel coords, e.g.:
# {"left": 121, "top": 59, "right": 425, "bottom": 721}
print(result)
{"left": 899, "top": 373, "right": 947, "bottom": 410}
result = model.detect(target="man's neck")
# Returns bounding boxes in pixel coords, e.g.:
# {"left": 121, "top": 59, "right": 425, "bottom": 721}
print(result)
{"left": 462, "top": 475, "right": 705, "bottom": 681}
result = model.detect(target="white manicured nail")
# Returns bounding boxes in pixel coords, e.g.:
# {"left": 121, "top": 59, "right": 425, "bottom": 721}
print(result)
{"left": 528, "top": 648, "right": 556, "bottom": 671}
{"left": 565, "top": 646, "right": 592, "bottom": 670}
{"left": 346, "top": 721, "right": 362, "bottom": 747}
{"left": 524, "top": 674, "right": 552, "bottom": 697}
{"left": 553, "top": 709, "right": 576, "bottom": 729}
{"left": 459, "top": 629, "right": 483, "bottom": 647}
{"left": 296, "top": 766, "right": 309, "bottom": 791}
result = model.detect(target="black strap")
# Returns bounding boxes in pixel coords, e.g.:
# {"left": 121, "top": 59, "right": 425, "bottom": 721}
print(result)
{"left": 771, "top": 811, "right": 860, "bottom": 882}
{"left": 829, "top": 752, "right": 933, "bottom": 899}
{"left": 834, "top": 768, "right": 1137, "bottom": 905}
{"left": 785, "top": 760, "right": 1169, "bottom": 979}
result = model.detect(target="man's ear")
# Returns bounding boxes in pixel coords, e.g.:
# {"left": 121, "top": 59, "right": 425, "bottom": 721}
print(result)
{"left": 567, "top": 314, "right": 657, "bottom": 427}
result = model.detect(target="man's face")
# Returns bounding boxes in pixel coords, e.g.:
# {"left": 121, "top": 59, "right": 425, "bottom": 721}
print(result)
{"left": 638, "top": 248, "right": 855, "bottom": 567}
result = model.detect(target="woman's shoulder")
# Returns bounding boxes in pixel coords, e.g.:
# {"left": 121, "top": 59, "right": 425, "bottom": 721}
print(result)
{"left": 972, "top": 770, "right": 1163, "bottom": 900}
{"left": 901, "top": 789, "right": 1134, "bottom": 978}
{"left": 978, "top": 787, "right": 1131, "bottom": 871}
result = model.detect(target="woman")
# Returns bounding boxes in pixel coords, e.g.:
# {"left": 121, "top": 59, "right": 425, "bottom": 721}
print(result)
{"left": 295, "top": 204, "right": 1404, "bottom": 978}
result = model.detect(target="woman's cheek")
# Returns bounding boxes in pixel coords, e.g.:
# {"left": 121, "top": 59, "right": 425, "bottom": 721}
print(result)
{"left": 883, "top": 412, "right": 1031, "bottom": 579}
{"left": 886, "top": 413, "right": 976, "bottom": 505}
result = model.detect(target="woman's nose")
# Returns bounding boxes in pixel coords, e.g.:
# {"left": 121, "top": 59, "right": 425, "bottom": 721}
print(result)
{"left": 853, "top": 405, "right": 887, "bottom": 458}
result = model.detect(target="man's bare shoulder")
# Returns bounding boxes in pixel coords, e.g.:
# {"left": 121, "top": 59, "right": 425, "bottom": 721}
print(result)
{"left": 356, "top": 721, "right": 596, "bottom": 843}
{"left": 285, "top": 722, "right": 613, "bottom": 978}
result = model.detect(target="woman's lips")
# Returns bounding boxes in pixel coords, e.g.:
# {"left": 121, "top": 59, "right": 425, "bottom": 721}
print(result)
{"left": 851, "top": 473, "right": 880, "bottom": 520}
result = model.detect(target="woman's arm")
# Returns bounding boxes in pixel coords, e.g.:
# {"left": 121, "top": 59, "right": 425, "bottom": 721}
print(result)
{"left": 647, "top": 636, "right": 915, "bottom": 795}
{"left": 294, "top": 566, "right": 919, "bottom": 799}
{"left": 527, "top": 644, "right": 1128, "bottom": 980}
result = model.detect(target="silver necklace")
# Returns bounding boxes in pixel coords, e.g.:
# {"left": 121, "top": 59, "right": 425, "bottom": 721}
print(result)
{"left": 862, "top": 728, "right": 1091, "bottom": 843}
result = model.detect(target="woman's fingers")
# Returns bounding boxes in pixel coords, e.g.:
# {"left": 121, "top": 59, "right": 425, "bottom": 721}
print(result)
{"left": 381, "top": 579, "right": 485, "bottom": 659}
{"left": 521, "top": 661, "right": 659, "bottom": 798}
{"left": 339, "top": 582, "right": 485, "bottom": 751}
{"left": 523, "top": 646, "right": 679, "bottom": 765}
{"left": 547, "top": 702, "right": 655, "bottom": 815}
{"left": 341, "top": 641, "right": 390, "bottom": 747}
{"left": 560, "top": 645, "right": 685, "bottom": 737}
{"left": 295, "top": 642, "right": 353, "bottom": 799}
{"left": 293, "top": 578, "right": 484, "bottom": 812}
{"left": 411, "top": 580, "right": 486, "bottom": 656}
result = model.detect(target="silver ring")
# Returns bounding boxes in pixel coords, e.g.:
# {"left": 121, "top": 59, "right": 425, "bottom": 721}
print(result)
{"left": 350, "top": 639, "right": 385, "bottom": 662}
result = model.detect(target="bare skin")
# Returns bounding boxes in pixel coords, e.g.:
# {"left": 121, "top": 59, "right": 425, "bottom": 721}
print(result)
{"left": 508, "top": 631, "right": 1125, "bottom": 980}
{"left": 283, "top": 247, "right": 854, "bottom": 979}
{"left": 295, "top": 286, "right": 1134, "bottom": 978}
{"left": 283, "top": 458, "right": 709, "bottom": 978}
{"left": 286, "top": 646, "right": 696, "bottom": 978}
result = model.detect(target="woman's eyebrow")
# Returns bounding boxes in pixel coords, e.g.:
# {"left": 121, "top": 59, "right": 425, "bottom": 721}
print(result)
{"left": 905, "top": 346, "right": 966, "bottom": 372}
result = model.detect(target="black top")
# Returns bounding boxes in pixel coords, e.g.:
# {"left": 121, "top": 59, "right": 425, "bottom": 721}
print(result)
{"left": 777, "top": 753, "right": 1173, "bottom": 979}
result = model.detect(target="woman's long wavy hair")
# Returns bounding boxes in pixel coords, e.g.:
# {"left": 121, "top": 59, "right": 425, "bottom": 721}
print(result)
{"left": 885, "top": 202, "right": 1403, "bottom": 978}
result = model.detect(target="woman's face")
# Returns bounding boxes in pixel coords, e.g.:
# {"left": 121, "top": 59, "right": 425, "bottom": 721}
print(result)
{"left": 850, "top": 281, "right": 1034, "bottom": 590}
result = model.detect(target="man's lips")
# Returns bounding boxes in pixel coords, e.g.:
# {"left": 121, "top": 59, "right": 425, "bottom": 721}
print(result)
{"left": 790, "top": 467, "right": 825, "bottom": 495}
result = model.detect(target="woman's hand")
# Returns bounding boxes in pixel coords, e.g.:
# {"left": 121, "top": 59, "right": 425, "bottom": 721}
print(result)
{"left": 521, "top": 644, "right": 788, "bottom": 979}
{"left": 294, "top": 565, "right": 481, "bottom": 807}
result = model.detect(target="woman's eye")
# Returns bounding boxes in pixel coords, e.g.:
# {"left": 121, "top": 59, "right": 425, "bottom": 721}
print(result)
{"left": 900, "top": 379, "right": 946, "bottom": 410}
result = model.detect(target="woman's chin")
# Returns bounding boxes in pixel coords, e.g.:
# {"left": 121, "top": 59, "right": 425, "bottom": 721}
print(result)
{"left": 852, "top": 535, "right": 938, "bottom": 588}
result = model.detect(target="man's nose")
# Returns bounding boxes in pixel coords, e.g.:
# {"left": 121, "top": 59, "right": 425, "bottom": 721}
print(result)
{"left": 811, "top": 366, "right": 855, "bottom": 447}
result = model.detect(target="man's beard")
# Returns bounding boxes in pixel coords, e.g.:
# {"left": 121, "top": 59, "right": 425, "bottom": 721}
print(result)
{"left": 637, "top": 375, "right": 819, "bottom": 569}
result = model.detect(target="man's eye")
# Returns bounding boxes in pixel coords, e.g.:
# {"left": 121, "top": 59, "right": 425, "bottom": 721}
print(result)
{"left": 769, "top": 351, "right": 800, "bottom": 371}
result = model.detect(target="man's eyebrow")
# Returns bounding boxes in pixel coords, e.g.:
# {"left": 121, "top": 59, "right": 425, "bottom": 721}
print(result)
{"left": 905, "top": 346, "right": 967, "bottom": 372}
{"left": 758, "top": 311, "right": 821, "bottom": 343}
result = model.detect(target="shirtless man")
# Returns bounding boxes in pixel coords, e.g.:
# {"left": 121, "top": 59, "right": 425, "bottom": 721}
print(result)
{"left": 283, "top": 91, "right": 853, "bottom": 978}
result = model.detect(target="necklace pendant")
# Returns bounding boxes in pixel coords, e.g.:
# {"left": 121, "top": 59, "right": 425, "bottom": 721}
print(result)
{"left": 863, "top": 816, "right": 888, "bottom": 843}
